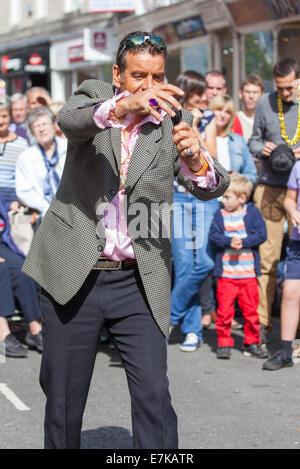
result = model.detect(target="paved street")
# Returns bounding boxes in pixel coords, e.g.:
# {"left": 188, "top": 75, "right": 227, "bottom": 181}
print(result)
{"left": 0, "top": 318, "right": 300, "bottom": 449}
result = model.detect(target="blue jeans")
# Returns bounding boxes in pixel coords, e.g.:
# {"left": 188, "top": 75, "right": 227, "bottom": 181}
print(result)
{"left": 171, "top": 192, "right": 219, "bottom": 339}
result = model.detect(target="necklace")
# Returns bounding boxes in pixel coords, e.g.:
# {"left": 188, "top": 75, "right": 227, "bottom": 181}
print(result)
{"left": 278, "top": 95, "right": 300, "bottom": 146}
{"left": 119, "top": 130, "right": 131, "bottom": 189}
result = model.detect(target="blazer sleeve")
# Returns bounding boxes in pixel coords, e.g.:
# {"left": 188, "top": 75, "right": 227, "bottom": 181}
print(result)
{"left": 57, "top": 79, "right": 115, "bottom": 146}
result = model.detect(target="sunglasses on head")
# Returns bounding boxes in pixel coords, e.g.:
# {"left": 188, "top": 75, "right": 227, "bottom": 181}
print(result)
{"left": 118, "top": 35, "right": 167, "bottom": 57}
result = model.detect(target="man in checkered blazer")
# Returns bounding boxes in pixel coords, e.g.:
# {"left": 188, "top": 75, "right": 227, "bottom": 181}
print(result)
{"left": 23, "top": 32, "right": 230, "bottom": 449}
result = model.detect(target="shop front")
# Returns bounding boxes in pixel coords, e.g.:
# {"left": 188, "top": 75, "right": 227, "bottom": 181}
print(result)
{"left": 0, "top": 44, "right": 50, "bottom": 96}
{"left": 50, "top": 27, "right": 118, "bottom": 102}
{"left": 117, "top": 0, "right": 300, "bottom": 105}
{"left": 117, "top": 0, "right": 235, "bottom": 97}
{"left": 226, "top": 0, "right": 300, "bottom": 94}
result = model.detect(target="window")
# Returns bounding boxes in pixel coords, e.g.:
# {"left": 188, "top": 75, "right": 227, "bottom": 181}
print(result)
{"left": 183, "top": 43, "right": 209, "bottom": 76}
{"left": 11, "top": 0, "right": 22, "bottom": 25}
{"left": 64, "top": 0, "right": 83, "bottom": 13}
{"left": 36, "top": 0, "right": 48, "bottom": 18}
{"left": 245, "top": 31, "right": 273, "bottom": 92}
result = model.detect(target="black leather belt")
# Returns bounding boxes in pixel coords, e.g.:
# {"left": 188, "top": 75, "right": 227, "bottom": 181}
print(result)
{"left": 93, "top": 257, "right": 137, "bottom": 270}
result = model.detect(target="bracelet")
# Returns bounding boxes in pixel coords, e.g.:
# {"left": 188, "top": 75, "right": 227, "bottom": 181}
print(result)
{"left": 108, "top": 107, "right": 125, "bottom": 124}
{"left": 190, "top": 156, "right": 209, "bottom": 176}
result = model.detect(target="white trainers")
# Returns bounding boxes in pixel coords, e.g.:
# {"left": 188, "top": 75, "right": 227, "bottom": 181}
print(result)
{"left": 179, "top": 333, "right": 201, "bottom": 352}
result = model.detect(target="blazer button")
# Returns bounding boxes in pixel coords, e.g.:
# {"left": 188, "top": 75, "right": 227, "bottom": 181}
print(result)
{"left": 110, "top": 190, "right": 117, "bottom": 196}
{"left": 97, "top": 246, "right": 102, "bottom": 253}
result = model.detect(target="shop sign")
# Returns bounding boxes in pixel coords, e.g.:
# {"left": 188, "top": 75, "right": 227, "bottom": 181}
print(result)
{"left": 153, "top": 15, "right": 206, "bottom": 45}
{"left": 89, "top": 0, "right": 135, "bottom": 12}
{"left": 1, "top": 48, "right": 49, "bottom": 76}
{"left": 93, "top": 32, "right": 107, "bottom": 49}
{"left": 68, "top": 45, "right": 84, "bottom": 63}
{"left": 24, "top": 53, "right": 46, "bottom": 73}
{"left": 173, "top": 16, "right": 206, "bottom": 41}
{"left": 28, "top": 53, "right": 43, "bottom": 66}
{"left": 264, "top": 0, "right": 300, "bottom": 19}
{"left": 83, "top": 28, "right": 118, "bottom": 62}
{"left": 1, "top": 56, "right": 22, "bottom": 74}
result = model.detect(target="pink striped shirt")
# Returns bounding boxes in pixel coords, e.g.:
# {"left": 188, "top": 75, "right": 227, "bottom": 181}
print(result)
{"left": 93, "top": 90, "right": 217, "bottom": 261}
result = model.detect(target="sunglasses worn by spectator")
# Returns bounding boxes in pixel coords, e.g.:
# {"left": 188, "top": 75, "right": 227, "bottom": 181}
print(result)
{"left": 118, "top": 35, "right": 167, "bottom": 58}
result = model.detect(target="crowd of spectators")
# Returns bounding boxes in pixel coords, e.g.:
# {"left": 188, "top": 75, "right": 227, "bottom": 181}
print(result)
{"left": 0, "top": 87, "right": 66, "bottom": 357}
{"left": 0, "top": 59, "right": 300, "bottom": 371}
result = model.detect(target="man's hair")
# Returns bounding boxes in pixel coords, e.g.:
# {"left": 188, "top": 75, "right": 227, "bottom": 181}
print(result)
{"left": 226, "top": 174, "right": 253, "bottom": 201}
{"left": 175, "top": 70, "right": 206, "bottom": 106}
{"left": 205, "top": 70, "right": 226, "bottom": 86}
{"left": 0, "top": 95, "right": 11, "bottom": 112}
{"left": 273, "top": 58, "right": 300, "bottom": 78}
{"left": 116, "top": 31, "right": 167, "bottom": 74}
{"left": 10, "top": 93, "right": 28, "bottom": 104}
{"left": 209, "top": 94, "right": 236, "bottom": 136}
{"left": 26, "top": 86, "right": 51, "bottom": 98}
{"left": 240, "top": 74, "right": 264, "bottom": 92}
{"left": 27, "top": 106, "right": 55, "bottom": 131}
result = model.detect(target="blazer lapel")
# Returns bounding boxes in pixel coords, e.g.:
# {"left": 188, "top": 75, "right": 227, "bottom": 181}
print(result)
{"left": 125, "top": 122, "right": 162, "bottom": 191}
{"left": 110, "top": 127, "right": 121, "bottom": 172}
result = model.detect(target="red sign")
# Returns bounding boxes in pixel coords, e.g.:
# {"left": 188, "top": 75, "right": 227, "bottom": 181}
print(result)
{"left": 68, "top": 45, "right": 84, "bottom": 63}
{"left": 28, "top": 53, "right": 43, "bottom": 66}
{"left": 1, "top": 56, "right": 9, "bottom": 74}
{"left": 93, "top": 32, "right": 107, "bottom": 49}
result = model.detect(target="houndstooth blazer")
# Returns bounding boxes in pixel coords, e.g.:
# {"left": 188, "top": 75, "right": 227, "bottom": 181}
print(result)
{"left": 22, "top": 79, "right": 230, "bottom": 337}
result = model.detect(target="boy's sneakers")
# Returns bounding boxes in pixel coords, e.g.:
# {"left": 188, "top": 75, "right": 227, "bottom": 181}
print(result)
{"left": 243, "top": 343, "right": 269, "bottom": 359}
{"left": 179, "top": 333, "right": 201, "bottom": 352}
{"left": 217, "top": 346, "right": 231, "bottom": 359}
{"left": 262, "top": 350, "right": 294, "bottom": 371}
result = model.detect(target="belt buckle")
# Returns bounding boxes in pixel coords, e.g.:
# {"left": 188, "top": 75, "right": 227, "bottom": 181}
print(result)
{"left": 94, "top": 258, "right": 122, "bottom": 270}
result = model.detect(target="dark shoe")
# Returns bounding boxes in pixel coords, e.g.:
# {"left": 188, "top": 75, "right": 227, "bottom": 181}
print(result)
{"left": 262, "top": 350, "right": 294, "bottom": 371}
{"left": 3, "top": 334, "right": 28, "bottom": 358}
{"left": 25, "top": 331, "right": 43, "bottom": 352}
{"left": 217, "top": 346, "right": 231, "bottom": 359}
{"left": 243, "top": 343, "right": 269, "bottom": 359}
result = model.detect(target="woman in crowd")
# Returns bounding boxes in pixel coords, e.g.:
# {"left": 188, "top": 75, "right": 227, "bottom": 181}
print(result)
{"left": 209, "top": 94, "right": 257, "bottom": 184}
{"left": 170, "top": 70, "right": 218, "bottom": 352}
{"left": 0, "top": 190, "right": 42, "bottom": 357}
{"left": 15, "top": 106, "right": 67, "bottom": 218}
{"left": 0, "top": 96, "right": 28, "bottom": 204}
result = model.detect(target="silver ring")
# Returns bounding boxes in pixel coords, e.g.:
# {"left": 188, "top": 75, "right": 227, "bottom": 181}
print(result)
{"left": 185, "top": 148, "right": 194, "bottom": 157}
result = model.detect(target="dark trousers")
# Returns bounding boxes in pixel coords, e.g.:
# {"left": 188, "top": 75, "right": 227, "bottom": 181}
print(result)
{"left": 0, "top": 243, "right": 41, "bottom": 322}
{"left": 39, "top": 267, "right": 178, "bottom": 449}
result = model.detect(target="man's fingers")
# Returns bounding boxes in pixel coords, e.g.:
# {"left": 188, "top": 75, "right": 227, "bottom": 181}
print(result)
{"left": 162, "top": 83, "right": 185, "bottom": 97}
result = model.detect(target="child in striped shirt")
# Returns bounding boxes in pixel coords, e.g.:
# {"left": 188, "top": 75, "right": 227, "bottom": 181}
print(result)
{"left": 209, "top": 174, "right": 267, "bottom": 360}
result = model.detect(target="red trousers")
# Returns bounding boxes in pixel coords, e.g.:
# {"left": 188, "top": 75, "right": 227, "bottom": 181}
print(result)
{"left": 216, "top": 277, "right": 261, "bottom": 347}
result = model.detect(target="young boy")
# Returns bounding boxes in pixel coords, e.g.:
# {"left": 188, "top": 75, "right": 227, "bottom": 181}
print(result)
{"left": 263, "top": 160, "right": 300, "bottom": 371}
{"left": 209, "top": 174, "right": 268, "bottom": 359}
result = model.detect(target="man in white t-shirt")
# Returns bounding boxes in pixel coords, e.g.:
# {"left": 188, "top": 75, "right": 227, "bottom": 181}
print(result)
{"left": 238, "top": 75, "right": 264, "bottom": 142}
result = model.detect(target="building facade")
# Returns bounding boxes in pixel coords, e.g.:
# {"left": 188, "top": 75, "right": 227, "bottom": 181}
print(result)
{"left": 0, "top": 0, "right": 300, "bottom": 103}
{"left": 0, "top": 0, "right": 116, "bottom": 100}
